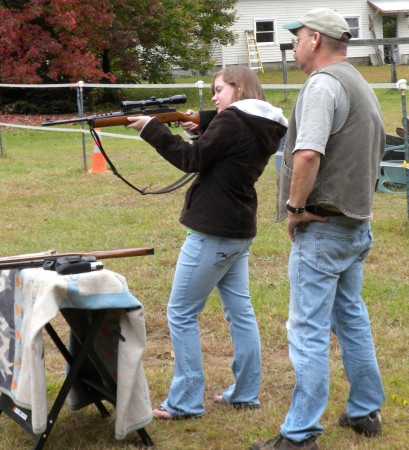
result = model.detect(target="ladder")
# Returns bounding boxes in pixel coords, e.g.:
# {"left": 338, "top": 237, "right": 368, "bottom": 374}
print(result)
{"left": 245, "top": 30, "right": 264, "bottom": 73}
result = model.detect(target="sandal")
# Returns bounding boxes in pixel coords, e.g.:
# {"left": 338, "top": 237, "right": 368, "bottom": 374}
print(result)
{"left": 153, "top": 406, "right": 203, "bottom": 420}
{"left": 153, "top": 406, "right": 175, "bottom": 420}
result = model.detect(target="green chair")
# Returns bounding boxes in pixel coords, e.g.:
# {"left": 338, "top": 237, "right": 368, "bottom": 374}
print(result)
{"left": 377, "top": 160, "right": 407, "bottom": 194}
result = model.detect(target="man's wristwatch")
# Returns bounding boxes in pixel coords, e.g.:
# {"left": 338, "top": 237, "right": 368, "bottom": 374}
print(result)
{"left": 286, "top": 200, "right": 305, "bottom": 214}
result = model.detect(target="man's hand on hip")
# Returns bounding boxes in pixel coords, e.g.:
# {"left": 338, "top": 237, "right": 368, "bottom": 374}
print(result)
{"left": 287, "top": 211, "right": 327, "bottom": 242}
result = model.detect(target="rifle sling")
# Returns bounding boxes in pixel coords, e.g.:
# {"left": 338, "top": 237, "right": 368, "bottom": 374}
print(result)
{"left": 89, "top": 127, "right": 197, "bottom": 195}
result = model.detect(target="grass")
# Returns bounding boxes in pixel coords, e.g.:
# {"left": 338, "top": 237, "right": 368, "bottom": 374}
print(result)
{"left": 0, "top": 65, "right": 409, "bottom": 449}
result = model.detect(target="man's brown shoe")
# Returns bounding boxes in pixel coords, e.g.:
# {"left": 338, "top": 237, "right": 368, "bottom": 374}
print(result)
{"left": 339, "top": 410, "right": 381, "bottom": 437}
{"left": 250, "top": 434, "right": 318, "bottom": 449}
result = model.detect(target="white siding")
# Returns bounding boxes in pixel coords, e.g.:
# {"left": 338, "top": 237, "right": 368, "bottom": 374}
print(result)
{"left": 210, "top": 41, "right": 223, "bottom": 66}
{"left": 397, "top": 14, "right": 409, "bottom": 63}
{"left": 217, "top": 0, "right": 287, "bottom": 67}
{"left": 214, "top": 0, "right": 409, "bottom": 67}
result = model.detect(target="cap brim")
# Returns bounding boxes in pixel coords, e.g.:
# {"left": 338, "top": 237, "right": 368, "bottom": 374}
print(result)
{"left": 282, "top": 20, "right": 304, "bottom": 31}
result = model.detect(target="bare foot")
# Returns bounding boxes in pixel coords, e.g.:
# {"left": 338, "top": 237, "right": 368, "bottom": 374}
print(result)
{"left": 153, "top": 407, "right": 174, "bottom": 420}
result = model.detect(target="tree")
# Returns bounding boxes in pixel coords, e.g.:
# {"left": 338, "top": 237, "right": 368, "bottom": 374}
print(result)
{"left": 110, "top": 0, "right": 238, "bottom": 83}
{"left": 0, "top": 0, "right": 238, "bottom": 84}
{"left": 0, "top": 0, "right": 116, "bottom": 83}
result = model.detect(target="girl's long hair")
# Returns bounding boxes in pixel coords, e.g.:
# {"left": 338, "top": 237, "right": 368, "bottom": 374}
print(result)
{"left": 211, "top": 66, "right": 265, "bottom": 102}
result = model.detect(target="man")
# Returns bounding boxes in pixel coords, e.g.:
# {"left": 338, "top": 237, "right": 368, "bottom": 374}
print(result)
{"left": 251, "top": 8, "right": 385, "bottom": 450}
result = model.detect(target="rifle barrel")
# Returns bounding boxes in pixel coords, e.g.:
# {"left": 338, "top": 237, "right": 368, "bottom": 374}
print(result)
{"left": 0, "top": 260, "right": 45, "bottom": 270}
{"left": 0, "top": 247, "right": 154, "bottom": 264}
{"left": 42, "top": 116, "right": 92, "bottom": 126}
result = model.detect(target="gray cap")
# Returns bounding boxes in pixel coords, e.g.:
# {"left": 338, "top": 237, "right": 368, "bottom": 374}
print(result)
{"left": 283, "top": 8, "right": 352, "bottom": 40}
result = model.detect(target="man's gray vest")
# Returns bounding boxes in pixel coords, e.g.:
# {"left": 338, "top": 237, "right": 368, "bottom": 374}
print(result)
{"left": 277, "top": 61, "right": 385, "bottom": 221}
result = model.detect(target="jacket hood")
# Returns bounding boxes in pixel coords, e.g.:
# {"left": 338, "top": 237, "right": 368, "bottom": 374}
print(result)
{"left": 230, "top": 99, "right": 288, "bottom": 127}
{"left": 228, "top": 99, "right": 288, "bottom": 155}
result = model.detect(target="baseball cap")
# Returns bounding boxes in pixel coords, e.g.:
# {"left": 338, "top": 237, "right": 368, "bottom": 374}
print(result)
{"left": 283, "top": 8, "right": 352, "bottom": 40}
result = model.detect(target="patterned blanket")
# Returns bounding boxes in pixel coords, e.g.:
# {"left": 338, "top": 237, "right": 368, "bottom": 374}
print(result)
{"left": 0, "top": 268, "right": 152, "bottom": 439}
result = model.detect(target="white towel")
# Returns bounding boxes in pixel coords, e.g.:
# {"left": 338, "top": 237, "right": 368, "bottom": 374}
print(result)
{"left": 0, "top": 268, "right": 152, "bottom": 438}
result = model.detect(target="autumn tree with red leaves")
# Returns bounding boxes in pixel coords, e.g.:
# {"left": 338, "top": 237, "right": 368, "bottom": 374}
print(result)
{"left": 0, "top": 0, "right": 116, "bottom": 83}
{"left": 0, "top": 0, "right": 237, "bottom": 85}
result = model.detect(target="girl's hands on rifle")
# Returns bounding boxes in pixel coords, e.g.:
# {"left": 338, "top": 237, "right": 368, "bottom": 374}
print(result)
{"left": 178, "top": 110, "right": 200, "bottom": 132}
{"left": 126, "top": 116, "right": 153, "bottom": 132}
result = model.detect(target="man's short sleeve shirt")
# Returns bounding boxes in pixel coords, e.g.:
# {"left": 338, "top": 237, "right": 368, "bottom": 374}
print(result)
{"left": 294, "top": 73, "right": 348, "bottom": 155}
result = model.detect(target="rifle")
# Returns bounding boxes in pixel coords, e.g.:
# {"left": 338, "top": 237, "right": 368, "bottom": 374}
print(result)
{"left": 41, "top": 94, "right": 200, "bottom": 195}
{"left": 0, "top": 246, "right": 154, "bottom": 273}
{"left": 41, "top": 94, "right": 200, "bottom": 128}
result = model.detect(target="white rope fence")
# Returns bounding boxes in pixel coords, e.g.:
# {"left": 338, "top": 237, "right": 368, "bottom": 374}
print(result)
{"left": 0, "top": 82, "right": 400, "bottom": 89}
{"left": 0, "top": 122, "right": 142, "bottom": 140}
{"left": 1, "top": 81, "right": 408, "bottom": 176}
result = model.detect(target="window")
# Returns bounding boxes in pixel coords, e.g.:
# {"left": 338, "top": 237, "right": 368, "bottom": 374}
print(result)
{"left": 254, "top": 19, "right": 276, "bottom": 44}
{"left": 345, "top": 16, "right": 360, "bottom": 39}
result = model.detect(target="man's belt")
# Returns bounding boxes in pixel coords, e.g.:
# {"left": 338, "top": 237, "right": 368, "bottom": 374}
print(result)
{"left": 306, "top": 205, "right": 345, "bottom": 216}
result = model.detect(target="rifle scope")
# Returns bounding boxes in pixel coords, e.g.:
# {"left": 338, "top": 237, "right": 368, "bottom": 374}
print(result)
{"left": 121, "top": 94, "right": 187, "bottom": 112}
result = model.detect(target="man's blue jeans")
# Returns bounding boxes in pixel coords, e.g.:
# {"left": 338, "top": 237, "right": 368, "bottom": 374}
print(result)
{"left": 281, "top": 217, "right": 384, "bottom": 441}
{"left": 161, "top": 232, "right": 261, "bottom": 417}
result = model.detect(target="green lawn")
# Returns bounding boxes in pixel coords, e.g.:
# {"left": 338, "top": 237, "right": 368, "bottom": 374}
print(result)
{"left": 0, "top": 65, "right": 409, "bottom": 449}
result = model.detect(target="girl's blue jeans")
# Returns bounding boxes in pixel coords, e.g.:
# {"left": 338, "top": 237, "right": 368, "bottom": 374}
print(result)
{"left": 161, "top": 231, "right": 261, "bottom": 417}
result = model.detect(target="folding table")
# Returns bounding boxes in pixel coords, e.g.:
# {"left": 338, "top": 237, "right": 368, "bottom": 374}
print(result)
{"left": 0, "top": 267, "right": 154, "bottom": 449}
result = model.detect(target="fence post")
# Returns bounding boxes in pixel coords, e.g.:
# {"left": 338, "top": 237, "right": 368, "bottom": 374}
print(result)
{"left": 76, "top": 80, "right": 87, "bottom": 172}
{"left": 396, "top": 78, "right": 409, "bottom": 220}
{"left": 195, "top": 80, "right": 204, "bottom": 110}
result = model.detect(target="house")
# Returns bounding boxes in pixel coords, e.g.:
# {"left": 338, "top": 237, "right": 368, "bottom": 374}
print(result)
{"left": 212, "top": 0, "right": 409, "bottom": 70}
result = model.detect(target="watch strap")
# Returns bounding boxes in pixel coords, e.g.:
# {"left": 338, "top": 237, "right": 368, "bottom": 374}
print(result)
{"left": 286, "top": 200, "right": 305, "bottom": 214}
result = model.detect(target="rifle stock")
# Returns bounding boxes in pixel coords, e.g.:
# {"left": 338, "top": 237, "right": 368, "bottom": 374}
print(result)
{"left": 0, "top": 246, "right": 154, "bottom": 265}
